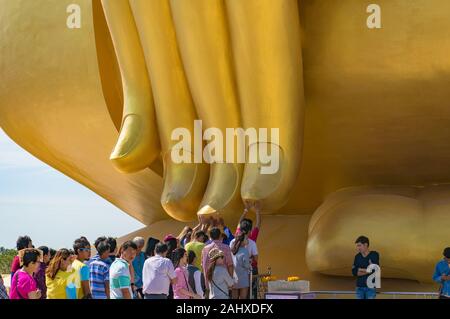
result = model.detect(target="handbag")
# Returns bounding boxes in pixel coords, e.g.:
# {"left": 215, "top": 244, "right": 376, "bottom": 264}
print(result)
{"left": 181, "top": 268, "right": 194, "bottom": 299}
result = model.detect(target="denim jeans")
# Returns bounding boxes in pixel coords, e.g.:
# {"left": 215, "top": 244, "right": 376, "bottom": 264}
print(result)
{"left": 356, "top": 287, "right": 377, "bottom": 299}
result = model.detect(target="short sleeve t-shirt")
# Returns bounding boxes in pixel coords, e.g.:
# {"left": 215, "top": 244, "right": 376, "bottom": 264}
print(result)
{"left": 184, "top": 241, "right": 205, "bottom": 271}
{"left": 89, "top": 259, "right": 110, "bottom": 299}
{"left": 246, "top": 239, "right": 258, "bottom": 258}
{"left": 46, "top": 269, "right": 77, "bottom": 299}
{"left": 109, "top": 258, "right": 132, "bottom": 299}
{"left": 173, "top": 267, "right": 190, "bottom": 299}
{"left": 142, "top": 255, "right": 177, "bottom": 295}
{"left": 208, "top": 266, "right": 235, "bottom": 299}
{"left": 10, "top": 270, "right": 37, "bottom": 299}
{"left": 229, "top": 238, "right": 258, "bottom": 269}
{"left": 72, "top": 259, "right": 90, "bottom": 299}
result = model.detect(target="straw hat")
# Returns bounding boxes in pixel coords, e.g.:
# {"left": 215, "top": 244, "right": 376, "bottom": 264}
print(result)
{"left": 208, "top": 248, "right": 224, "bottom": 261}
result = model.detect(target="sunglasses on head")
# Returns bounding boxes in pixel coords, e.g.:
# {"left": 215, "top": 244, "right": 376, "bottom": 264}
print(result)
{"left": 79, "top": 248, "right": 91, "bottom": 252}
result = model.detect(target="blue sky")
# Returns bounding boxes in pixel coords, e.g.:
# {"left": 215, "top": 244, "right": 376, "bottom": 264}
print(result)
{"left": 0, "top": 128, "right": 144, "bottom": 250}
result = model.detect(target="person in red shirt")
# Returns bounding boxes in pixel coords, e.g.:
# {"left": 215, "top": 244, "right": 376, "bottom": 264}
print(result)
{"left": 235, "top": 202, "right": 261, "bottom": 242}
{"left": 10, "top": 235, "right": 33, "bottom": 278}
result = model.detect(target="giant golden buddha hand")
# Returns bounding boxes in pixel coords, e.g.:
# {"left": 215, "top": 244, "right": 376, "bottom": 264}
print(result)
{"left": 98, "top": 0, "right": 305, "bottom": 221}
{"left": 226, "top": 0, "right": 304, "bottom": 211}
{"left": 100, "top": 0, "right": 160, "bottom": 174}
{"left": 306, "top": 185, "right": 450, "bottom": 283}
{"left": 168, "top": 0, "right": 245, "bottom": 219}
{"left": 102, "top": 0, "right": 210, "bottom": 222}
{"left": 2, "top": 0, "right": 450, "bottom": 286}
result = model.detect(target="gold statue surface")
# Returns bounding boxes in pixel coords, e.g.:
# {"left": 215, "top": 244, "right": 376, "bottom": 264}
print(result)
{"left": 1, "top": 0, "right": 449, "bottom": 290}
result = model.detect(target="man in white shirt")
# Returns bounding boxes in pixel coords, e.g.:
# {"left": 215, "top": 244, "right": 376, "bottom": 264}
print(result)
{"left": 142, "top": 242, "right": 177, "bottom": 299}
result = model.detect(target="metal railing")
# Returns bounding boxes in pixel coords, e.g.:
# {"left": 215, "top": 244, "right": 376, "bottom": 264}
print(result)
{"left": 253, "top": 267, "right": 440, "bottom": 299}
{"left": 291, "top": 290, "right": 439, "bottom": 299}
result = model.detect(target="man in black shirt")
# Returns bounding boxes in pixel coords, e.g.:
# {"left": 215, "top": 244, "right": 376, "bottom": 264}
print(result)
{"left": 352, "top": 236, "right": 380, "bottom": 299}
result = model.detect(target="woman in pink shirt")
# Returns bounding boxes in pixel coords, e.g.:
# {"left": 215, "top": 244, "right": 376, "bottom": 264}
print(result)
{"left": 10, "top": 235, "right": 33, "bottom": 277}
{"left": 10, "top": 248, "right": 42, "bottom": 300}
{"left": 171, "top": 248, "right": 202, "bottom": 299}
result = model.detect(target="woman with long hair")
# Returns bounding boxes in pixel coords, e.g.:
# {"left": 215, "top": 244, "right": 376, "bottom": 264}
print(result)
{"left": 171, "top": 248, "right": 201, "bottom": 299}
{"left": 207, "top": 248, "right": 236, "bottom": 299}
{"left": 230, "top": 233, "right": 251, "bottom": 299}
{"left": 164, "top": 235, "right": 178, "bottom": 299}
{"left": 34, "top": 246, "right": 51, "bottom": 299}
{"left": 144, "top": 237, "right": 160, "bottom": 258}
{"left": 187, "top": 250, "right": 205, "bottom": 298}
{"left": 164, "top": 235, "right": 179, "bottom": 260}
{"left": 46, "top": 249, "right": 77, "bottom": 299}
{"left": 9, "top": 248, "right": 42, "bottom": 299}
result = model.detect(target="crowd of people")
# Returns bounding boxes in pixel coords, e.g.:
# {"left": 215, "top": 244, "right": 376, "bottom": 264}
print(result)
{"left": 2, "top": 204, "right": 449, "bottom": 300}
{"left": 0, "top": 206, "right": 261, "bottom": 300}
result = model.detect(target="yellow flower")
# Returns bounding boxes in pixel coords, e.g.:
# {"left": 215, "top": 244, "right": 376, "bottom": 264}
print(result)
{"left": 261, "top": 275, "right": 277, "bottom": 282}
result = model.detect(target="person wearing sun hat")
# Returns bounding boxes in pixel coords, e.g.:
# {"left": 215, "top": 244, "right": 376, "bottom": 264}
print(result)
{"left": 206, "top": 248, "right": 236, "bottom": 299}
{"left": 201, "top": 228, "right": 234, "bottom": 287}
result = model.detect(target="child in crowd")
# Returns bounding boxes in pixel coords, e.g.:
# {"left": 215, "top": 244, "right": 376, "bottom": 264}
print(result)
{"left": 206, "top": 248, "right": 236, "bottom": 299}
{"left": 186, "top": 250, "right": 205, "bottom": 299}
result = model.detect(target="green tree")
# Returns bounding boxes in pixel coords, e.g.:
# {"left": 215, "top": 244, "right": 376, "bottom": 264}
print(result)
{"left": 0, "top": 247, "right": 17, "bottom": 275}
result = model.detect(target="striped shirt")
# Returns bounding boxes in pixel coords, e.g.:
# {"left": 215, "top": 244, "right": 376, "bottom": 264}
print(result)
{"left": 109, "top": 258, "right": 132, "bottom": 299}
{"left": 0, "top": 281, "right": 8, "bottom": 299}
{"left": 89, "top": 259, "right": 110, "bottom": 299}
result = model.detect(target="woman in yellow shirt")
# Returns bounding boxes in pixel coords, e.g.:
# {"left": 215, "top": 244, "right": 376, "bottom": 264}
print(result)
{"left": 45, "top": 249, "right": 77, "bottom": 299}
